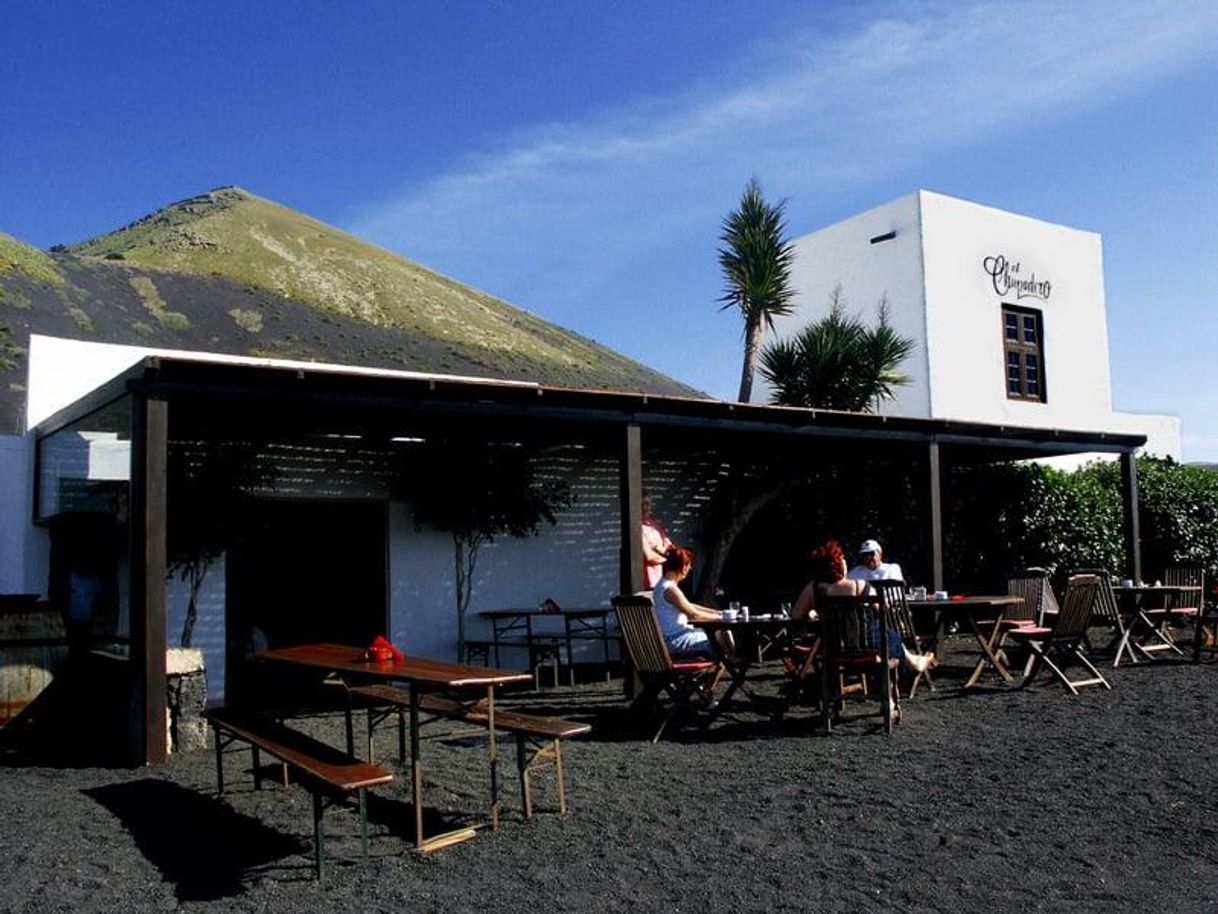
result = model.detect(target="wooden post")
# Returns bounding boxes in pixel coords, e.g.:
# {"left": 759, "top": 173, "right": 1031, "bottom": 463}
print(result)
{"left": 619, "top": 424, "right": 643, "bottom": 596}
{"left": 928, "top": 440, "right": 944, "bottom": 591}
{"left": 1121, "top": 450, "right": 1142, "bottom": 584}
{"left": 130, "top": 393, "right": 169, "bottom": 765}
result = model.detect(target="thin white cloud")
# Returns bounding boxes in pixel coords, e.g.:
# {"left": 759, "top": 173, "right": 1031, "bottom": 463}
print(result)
{"left": 346, "top": 0, "right": 1218, "bottom": 331}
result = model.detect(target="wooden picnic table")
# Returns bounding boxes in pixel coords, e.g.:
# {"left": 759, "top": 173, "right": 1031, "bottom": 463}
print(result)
{"left": 476, "top": 607, "right": 617, "bottom": 686}
{"left": 909, "top": 594, "right": 1023, "bottom": 687}
{"left": 254, "top": 642, "right": 532, "bottom": 852}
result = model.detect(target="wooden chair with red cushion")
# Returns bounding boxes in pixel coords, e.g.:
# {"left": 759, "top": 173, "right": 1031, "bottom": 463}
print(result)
{"left": 816, "top": 593, "right": 900, "bottom": 734}
{"left": 612, "top": 595, "right": 722, "bottom": 743}
{"left": 1004, "top": 574, "right": 1110, "bottom": 694}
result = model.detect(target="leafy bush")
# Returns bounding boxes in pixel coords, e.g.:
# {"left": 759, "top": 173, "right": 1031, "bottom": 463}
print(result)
{"left": 945, "top": 456, "right": 1218, "bottom": 591}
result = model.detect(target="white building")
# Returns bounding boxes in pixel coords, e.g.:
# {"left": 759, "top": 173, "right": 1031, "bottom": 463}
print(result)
{"left": 766, "top": 190, "right": 1179, "bottom": 457}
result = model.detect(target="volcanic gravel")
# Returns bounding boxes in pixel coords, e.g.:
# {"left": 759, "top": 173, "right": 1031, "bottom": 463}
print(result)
{"left": 2, "top": 643, "right": 1216, "bottom": 913}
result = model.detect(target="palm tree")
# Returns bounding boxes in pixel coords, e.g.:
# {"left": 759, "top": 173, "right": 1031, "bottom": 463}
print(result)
{"left": 718, "top": 177, "right": 796, "bottom": 403}
{"left": 760, "top": 289, "right": 914, "bottom": 412}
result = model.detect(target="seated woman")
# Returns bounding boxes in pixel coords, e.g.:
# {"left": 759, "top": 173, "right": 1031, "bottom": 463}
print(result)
{"left": 791, "top": 539, "right": 934, "bottom": 674}
{"left": 653, "top": 545, "right": 731, "bottom": 659}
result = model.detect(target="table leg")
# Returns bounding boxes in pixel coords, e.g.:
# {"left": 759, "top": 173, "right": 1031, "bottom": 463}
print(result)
{"left": 486, "top": 684, "right": 500, "bottom": 829}
{"left": 963, "top": 616, "right": 1014, "bottom": 688}
{"left": 410, "top": 687, "right": 423, "bottom": 847}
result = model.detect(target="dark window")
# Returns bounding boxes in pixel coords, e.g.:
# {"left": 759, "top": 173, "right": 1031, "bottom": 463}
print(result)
{"left": 1001, "top": 305, "right": 1046, "bottom": 402}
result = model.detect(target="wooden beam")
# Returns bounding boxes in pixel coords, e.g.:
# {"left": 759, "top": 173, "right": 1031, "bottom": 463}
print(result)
{"left": 928, "top": 441, "right": 944, "bottom": 591}
{"left": 1121, "top": 451, "right": 1142, "bottom": 584}
{"left": 130, "top": 394, "right": 169, "bottom": 765}
{"left": 619, "top": 424, "right": 644, "bottom": 595}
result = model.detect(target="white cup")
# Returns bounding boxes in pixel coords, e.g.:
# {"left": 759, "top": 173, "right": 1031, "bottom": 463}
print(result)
{"left": 912, "top": 586, "right": 927, "bottom": 601}
{"left": 934, "top": 590, "right": 948, "bottom": 601}
{"left": 741, "top": 606, "right": 750, "bottom": 621}
{"left": 722, "top": 609, "right": 738, "bottom": 622}
{"left": 1121, "top": 579, "right": 1133, "bottom": 588}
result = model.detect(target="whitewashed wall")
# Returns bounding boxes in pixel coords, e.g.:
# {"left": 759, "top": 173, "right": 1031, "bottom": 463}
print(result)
{"left": 0, "top": 432, "right": 47, "bottom": 595}
{"left": 770, "top": 190, "right": 1180, "bottom": 457}
{"left": 767, "top": 192, "right": 929, "bottom": 416}
{"left": 921, "top": 192, "right": 1110, "bottom": 426}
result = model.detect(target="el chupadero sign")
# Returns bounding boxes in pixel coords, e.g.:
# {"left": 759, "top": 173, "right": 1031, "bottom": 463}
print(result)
{"left": 982, "top": 254, "right": 1052, "bottom": 302}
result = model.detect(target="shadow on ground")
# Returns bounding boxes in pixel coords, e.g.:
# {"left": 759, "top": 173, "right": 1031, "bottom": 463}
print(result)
{"left": 84, "top": 779, "right": 304, "bottom": 901}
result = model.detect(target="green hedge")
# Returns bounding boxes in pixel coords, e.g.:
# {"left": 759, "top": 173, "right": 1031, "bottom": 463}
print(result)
{"left": 945, "top": 456, "right": 1218, "bottom": 593}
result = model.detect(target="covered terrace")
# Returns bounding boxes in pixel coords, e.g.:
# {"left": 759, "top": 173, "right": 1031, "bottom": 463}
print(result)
{"left": 32, "top": 354, "right": 1147, "bottom": 764}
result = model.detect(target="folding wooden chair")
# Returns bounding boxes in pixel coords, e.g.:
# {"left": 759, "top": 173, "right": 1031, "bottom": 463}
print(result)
{"left": 612, "top": 595, "right": 722, "bottom": 743}
{"left": 874, "top": 580, "right": 935, "bottom": 698}
{"left": 1160, "top": 565, "right": 1205, "bottom": 651}
{"left": 817, "top": 593, "right": 900, "bottom": 734}
{"left": 1071, "top": 568, "right": 1135, "bottom": 666}
{"left": 996, "top": 568, "right": 1058, "bottom": 673}
{"left": 1004, "top": 574, "right": 1111, "bottom": 694}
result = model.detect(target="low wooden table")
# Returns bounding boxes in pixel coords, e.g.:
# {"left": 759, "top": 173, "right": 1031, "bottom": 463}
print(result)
{"left": 254, "top": 643, "right": 531, "bottom": 852}
{"left": 910, "top": 595, "right": 1023, "bottom": 687}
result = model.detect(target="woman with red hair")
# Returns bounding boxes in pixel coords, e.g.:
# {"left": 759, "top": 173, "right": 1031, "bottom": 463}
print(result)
{"left": 653, "top": 544, "right": 730, "bottom": 658}
{"left": 791, "top": 539, "right": 933, "bottom": 673}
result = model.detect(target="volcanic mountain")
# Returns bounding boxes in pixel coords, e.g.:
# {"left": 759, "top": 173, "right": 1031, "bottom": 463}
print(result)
{"left": 0, "top": 187, "right": 698, "bottom": 433}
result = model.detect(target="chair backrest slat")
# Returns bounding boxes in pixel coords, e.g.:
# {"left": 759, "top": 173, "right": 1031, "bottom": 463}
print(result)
{"left": 1165, "top": 565, "right": 1204, "bottom": 612}
{"left": 874, "top": 580, "right": 916, "bottom": 645}
{"left": 1072, "top": 567, "right": 1120, "bottom": 625}
{"left": 1057, "top": 574, "right": 1101, "bottom": 638}
{"left": 612, "top": 595, "right": 673, "bottom": 675}
{"left": 819, "top": 593, "right": 889, "bottom": 664}
{"left": 1007, "top": 568, "right": 1057, "bottom": 624}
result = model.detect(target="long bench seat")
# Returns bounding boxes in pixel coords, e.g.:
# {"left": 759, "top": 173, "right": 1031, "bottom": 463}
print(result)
{"left": 206, "top": 707, "right": 393, "bottom": 878}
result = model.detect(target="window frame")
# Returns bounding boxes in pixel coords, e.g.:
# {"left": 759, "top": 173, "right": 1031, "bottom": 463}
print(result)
{"left": 1001, "top": 304, "right": 1047, "bottom": 403}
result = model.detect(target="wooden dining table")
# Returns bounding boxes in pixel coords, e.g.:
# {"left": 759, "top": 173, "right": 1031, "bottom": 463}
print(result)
{"left": 692, "top": 615, "right": 806, "bottom": 719}
{"left": 908, "top": 594, "right": 1024, "bottom": 687}
{"left": 254, "top": 642, "right": 532, "bottom": 852}
{"left": 1110, "top": 584, "right": 1203, "bottom": 665}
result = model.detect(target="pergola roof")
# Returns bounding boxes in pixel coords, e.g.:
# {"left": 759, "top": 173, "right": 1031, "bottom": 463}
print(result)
{"left": 38, "top": 354, "right": 1146, "bottom": 462}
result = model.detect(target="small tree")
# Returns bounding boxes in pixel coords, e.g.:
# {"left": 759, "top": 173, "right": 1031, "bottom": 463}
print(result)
{"left": 167, "top": 441, "right": 273, "bottom": 648}
{"left": 407, "top": 438, "right": 571, "bottom": 657}
{"left": 718, "top": 177, "right": 796, "bottom": 403}
{"left": 760, "top": 289, "right": 914, "bottom": 412}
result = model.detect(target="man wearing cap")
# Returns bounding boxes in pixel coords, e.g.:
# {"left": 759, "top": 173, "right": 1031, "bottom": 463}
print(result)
{"left": 848, "top": 539, "right": 904, "bottom": 583}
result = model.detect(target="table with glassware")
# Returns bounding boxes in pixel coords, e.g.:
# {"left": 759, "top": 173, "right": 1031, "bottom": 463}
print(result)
{"left": 692, "top": 610, "right": 806, "bottom": 718}
{"left": 907, "top": 594, "right": 1024, "bottom": 687}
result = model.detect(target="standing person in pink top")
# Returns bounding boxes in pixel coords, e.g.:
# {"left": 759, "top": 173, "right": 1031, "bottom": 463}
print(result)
{"left": 641, "top": 491, "right": 672, "bottom": 589}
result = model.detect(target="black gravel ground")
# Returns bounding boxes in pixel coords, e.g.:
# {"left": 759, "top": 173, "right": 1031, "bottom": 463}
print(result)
{"left": 3, "top": 642, "right": 1217, "bottom": 913}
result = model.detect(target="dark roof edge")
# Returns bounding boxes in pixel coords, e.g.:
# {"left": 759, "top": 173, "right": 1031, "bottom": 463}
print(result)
{"left": 34, "top": 355, "right": 1148, "bottom": 453}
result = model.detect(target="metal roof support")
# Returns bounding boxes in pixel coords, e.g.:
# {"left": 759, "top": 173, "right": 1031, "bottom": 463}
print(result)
{"left": 130, "top": 392, "right": 168, "bottom": 765}
{"left": 1120, "top": 450, "right": 1142, "bottom": 584}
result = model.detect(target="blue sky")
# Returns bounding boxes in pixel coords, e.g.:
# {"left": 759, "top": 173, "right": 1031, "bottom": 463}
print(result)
{"left": 3, "top": 1, "right": 1217, "bottom": 459}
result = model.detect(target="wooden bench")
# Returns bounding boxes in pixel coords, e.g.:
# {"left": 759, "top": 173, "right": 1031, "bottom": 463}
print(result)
{"left": 347, "top": 683, "right": 590, "bottom": 820}
{"left": 206, "top": 707, "right": 393, "bottom": 878}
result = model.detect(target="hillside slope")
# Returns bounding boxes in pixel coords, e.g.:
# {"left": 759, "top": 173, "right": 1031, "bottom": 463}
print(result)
{"left": 0, "top": 187, "right": 699, "bottom": 432}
